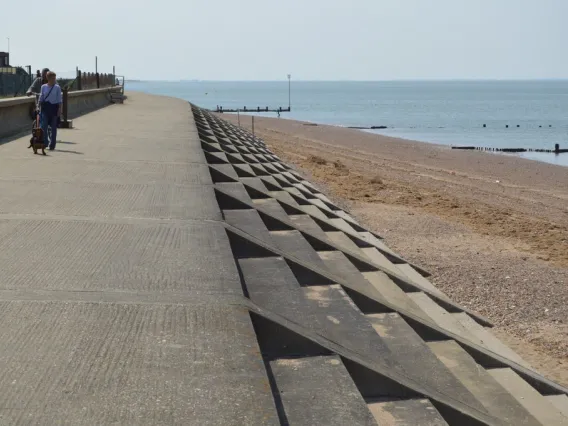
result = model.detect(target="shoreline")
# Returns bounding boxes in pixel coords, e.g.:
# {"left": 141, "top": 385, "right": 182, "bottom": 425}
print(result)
{"left": 217, "top": 112, "right": 568, "bottom": 386}
{"left": 222, "top": 111, "right": 568, "bottom": 167}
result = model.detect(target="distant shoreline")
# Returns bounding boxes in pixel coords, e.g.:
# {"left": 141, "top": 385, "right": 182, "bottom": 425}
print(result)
{"left": 219, "top": 110, "right": 567, "bottom": 168}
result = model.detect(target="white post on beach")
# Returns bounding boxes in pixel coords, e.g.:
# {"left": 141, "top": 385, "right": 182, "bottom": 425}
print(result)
{"left": 237, "top": 109, "right": 240, "bottom": 126}
{"left": 252, "top": 115, "right": 255, "bottom": 136}
{"left": 287, "top": 74, "right": 291, "bottom": 110}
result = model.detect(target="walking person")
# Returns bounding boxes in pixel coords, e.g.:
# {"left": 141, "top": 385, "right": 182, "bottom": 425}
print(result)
{"left": 38, "top": 71, "right": 62, "bottom": 150}
{"left": 26, "top": 67, "right": 49, "bottom": 98}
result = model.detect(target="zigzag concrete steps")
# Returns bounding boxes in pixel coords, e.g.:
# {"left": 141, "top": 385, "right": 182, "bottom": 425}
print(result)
{"left": 427, "top": 341, "right": 541, "bottom": 425}
{"left": 362, "top": 271, "right": 434, "bottom": 323}
{"left": 487, "top": 368, "right": 568, "bottom": 425}
{"left": 194, "top": 104, "right": 566, "bottom": 426}
{"left": 397, "top": 263, "right": 448, "bottom": 299}
{"left": 246, "top": 301, "right": 498, "bottom": 426}
{"left": 409, "top": 292, "right": 488, "bottom": 346}
{"left": 197, "top": 103, "right": 564, "bottom": 382}
{"left": 452, "top": 312, "right": 530, "bottom": 369}
{"left": 367, "top": 313, "right": 486, "bottom": 411}
{"left": 215, "top": 183, "right": 493, "bottom": 328}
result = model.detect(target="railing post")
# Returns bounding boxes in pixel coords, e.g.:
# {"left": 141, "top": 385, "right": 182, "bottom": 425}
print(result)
{"left": 62, "top": 87, "right": 68, "bottom": 122}
{"left": 59, "top": 87, "right": 72, "bottom": 128}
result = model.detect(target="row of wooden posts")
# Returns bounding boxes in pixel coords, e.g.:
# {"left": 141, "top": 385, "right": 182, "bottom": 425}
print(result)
{"left": 452, "top": 144, "right": 567, "bottom": 154}
{"left": 75, "top": 70, "right": 115, "bottom": 90}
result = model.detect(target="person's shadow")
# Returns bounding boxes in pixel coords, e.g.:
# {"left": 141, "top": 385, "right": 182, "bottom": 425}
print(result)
{"left": 54, "top": 148, "right": 83, "bottom": 155}
{"left": 52, "top": 140, "right": 83, "bottom": 154}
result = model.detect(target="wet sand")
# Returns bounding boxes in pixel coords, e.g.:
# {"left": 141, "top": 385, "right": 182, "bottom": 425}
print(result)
{"left": 218, "top": 113, "right": 568, "bottom": 386}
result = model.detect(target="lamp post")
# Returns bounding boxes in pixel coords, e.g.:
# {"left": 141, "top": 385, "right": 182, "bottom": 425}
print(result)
{"left": 287, "top": 74, "right": 291, "bottom": 110}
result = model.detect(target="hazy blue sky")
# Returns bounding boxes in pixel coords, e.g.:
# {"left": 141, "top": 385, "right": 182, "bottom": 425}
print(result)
{"left": 2, "top": 0, "right": 566, "bottom": 80}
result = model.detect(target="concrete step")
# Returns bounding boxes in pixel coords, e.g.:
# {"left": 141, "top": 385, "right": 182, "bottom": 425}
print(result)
{"left": 329, "top": 217, "right": 358, "bottom": 234}
{"left": 367, "top": 398, "right": 449, "bottom": 426}
{"left": 428, "top": 341, "right": 541, "bottom": 425}
{"left": 252, "top": 198, "right": 289, "bottom": 221}
{"left": 334, "top": 209, "right": 361, "bottom": 225}
{"left": 362, "top": 271, "right": 431, "bottom": 323}
{"left": 269, "top": 190, "right": 302, "bottom": 208}
{"left": 397, "top": 263, "right": 447, "bottom": 299}
{"left": 366, "top": 313, "right": 486, "bottom": 412}
{"left": 288, "top": 214, "right": 329, "bottom": 240}
{"left": 361, "top": 247, "right": 404, "bottom": 277}
{"left": 487, "top": 368, "right": 568, "bottom": 426}
{"left": 326, "top": 231, "right": 362, "bottom": 253}
{"left": 300, "top": 204, "right": 330, "bottom": 221}
{"left": 285, "top": 186, "right": 310, "bottom": 201}
{"left": 451, "top": 312, "right": 530, "bottom": 368}
{"left": 318, "top": 251, "right": 382, "bottom": 306}
{"left": 545, "top": 395, "right": 568, "bottom": 419}
{"left": 269, "top": 356, "right": 378, "bottom": 425}
{"left": 408, "top": 292, "right": 482, "bottom": 344}
{"left": 270, "top": 230, "right": 327, "bottom": 268}
{"left": 310, "top": 198, "right": 335, "bottom": 213}
{"left": 358, "top": 231, "right": 397, "bottom": 256}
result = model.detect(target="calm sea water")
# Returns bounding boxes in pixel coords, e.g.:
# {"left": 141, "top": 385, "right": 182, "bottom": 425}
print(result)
{"left": 128, "top": 80, "right": 568, "bottom": 167}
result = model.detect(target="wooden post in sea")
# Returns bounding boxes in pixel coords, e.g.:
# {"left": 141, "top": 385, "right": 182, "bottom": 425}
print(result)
{"left": 555, "top": 144, "right": 560, "bottom": 154}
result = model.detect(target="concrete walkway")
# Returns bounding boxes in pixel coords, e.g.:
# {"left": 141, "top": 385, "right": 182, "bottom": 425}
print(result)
{"left": 0, "top": 93, "right": 277, "bottom": 424}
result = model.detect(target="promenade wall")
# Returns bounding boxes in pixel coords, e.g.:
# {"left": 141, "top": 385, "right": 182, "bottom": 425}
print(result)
{"left": 0, "top": 87, "right": 121, "bottom": 140}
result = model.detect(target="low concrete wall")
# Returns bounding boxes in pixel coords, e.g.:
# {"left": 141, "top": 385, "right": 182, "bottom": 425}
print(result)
{"left": 0, "top": 87, "right": 121, "bottom": 140}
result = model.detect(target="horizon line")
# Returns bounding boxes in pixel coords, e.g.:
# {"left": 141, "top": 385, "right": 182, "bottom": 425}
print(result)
{"left": 126, "top": 78, "right": 568, "bottom": 83}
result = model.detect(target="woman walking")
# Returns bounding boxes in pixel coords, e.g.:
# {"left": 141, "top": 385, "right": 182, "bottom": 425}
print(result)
{"left": 38, "top": 71, "right": 62, "bottom": 150}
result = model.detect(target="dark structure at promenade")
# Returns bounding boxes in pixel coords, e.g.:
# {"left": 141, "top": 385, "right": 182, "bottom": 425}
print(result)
{"left": 0, "top": 93, "right": 566, "bottom": 425}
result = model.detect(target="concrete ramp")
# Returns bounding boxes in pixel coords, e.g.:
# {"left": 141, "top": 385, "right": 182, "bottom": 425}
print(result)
{"left": 0, "top": 93, "right": 566, "bottom": 425}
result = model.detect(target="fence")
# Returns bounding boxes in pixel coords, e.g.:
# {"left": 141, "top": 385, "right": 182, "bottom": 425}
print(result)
{"left": 0, "top": 66, "right": 32, "bottom": 97}
{"left": 75, "top": 70, "right": 115, "bottom": 90}
{"left": 0, "top": 65, "right": 117, "bottom": 97}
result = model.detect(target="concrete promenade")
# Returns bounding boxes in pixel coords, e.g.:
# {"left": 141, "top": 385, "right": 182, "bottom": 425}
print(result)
{"left": 0, "top": 92, "right": 567, "bottom": 425}
{"left": 0, "top": 93, "right": 277, "bottom": 424}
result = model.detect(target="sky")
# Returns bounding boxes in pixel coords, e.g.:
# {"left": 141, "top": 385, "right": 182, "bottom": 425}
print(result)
{"left": 2, "top": 0, "right": 567, "bottom": 81}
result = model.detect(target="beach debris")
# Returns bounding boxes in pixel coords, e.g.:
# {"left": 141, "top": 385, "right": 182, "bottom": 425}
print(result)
{"left": 308, "top": 155, "right": 327, "bottom": 165}
{"left": 370, "top": 176, "right": 383, "bottom": 185}
{"left": 333, "top": 160, "right": 348, "bottom": 171}
{"left": 347, "top": 125, "right": 388, "bottom": 130}
{"left": 495, "top": 180, "right": 500, "bottom": 183}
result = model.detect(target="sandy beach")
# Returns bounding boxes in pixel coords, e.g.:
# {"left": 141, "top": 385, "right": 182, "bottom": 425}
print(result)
{"left": 218, "top": 113, "right": 568, "bottom": 386}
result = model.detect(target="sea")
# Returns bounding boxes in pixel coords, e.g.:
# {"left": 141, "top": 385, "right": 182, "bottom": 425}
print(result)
{"left": 127, "top": 80, "right": 568, "bottom": 167}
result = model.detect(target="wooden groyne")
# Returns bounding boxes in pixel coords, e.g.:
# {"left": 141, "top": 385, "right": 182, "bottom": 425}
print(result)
{"left": 452, "top": 144, "right": 567, "bottom": 154}
{"left": 215, "top": 106, "right": 291, "bottom": 113}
